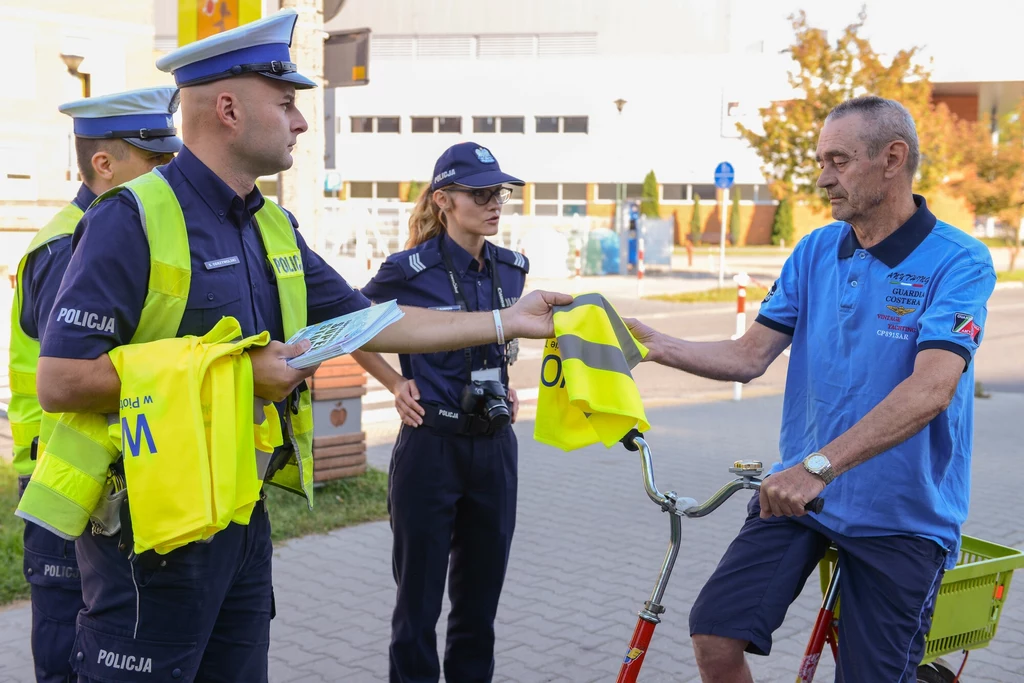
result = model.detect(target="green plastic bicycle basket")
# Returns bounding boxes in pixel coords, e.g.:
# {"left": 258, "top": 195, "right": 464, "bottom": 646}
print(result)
{"left": 817, "top": 535, "right": 1024, "bottom": 663}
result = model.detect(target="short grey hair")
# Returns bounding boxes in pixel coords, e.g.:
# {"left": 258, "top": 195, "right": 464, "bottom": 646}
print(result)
{"left": 826, "top": 96, "right": 920, "bottom": 177}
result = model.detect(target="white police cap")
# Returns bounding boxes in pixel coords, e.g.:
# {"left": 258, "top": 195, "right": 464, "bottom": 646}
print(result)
{"left": 58, "top": 87, "right": 183, "bottom": 155}
{"left": 155, "top": 9, "right": 316, "bottom": 90}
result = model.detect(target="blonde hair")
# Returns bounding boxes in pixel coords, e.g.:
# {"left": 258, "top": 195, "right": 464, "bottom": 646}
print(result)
{"left": 406, "top": 185, "right": 448, "bottom": 248}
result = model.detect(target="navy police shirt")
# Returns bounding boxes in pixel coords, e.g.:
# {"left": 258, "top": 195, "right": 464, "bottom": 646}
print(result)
{"left": 19, "top": 184, "right": 95, "bottom": 340}
{"left": 360, "top": 233, "right": 528, "bottom": 410}
{"left": 756, "top": 195, "right": 996, "bottom": 568}
{"left": 41, "top": 146, "right": 369, "bottom": 359}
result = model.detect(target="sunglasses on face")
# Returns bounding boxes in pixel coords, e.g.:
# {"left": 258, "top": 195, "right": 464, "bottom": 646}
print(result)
{"left": 445, "top": 186, "right": 514, "bottom": 206}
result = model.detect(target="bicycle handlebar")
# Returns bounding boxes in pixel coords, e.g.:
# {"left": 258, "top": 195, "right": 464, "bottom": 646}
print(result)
{"left": 620, "top": 429, "right": 824, "bottom": 517}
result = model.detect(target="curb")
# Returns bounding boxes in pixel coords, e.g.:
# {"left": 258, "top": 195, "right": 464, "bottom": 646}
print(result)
{"left": 994, "top": 281, "right": 1023, "bottom": 290}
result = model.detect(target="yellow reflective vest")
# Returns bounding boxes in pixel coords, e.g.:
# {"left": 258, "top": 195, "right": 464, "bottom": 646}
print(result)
{"left": 534, "top": 293, "right": 650, "bottom": 450}
{"left": 110, "top": 316, "right": 277, "bottom": 554}
{"left": 17, "top": 169, "right": 315, "bottom": 540}
{"left": 8, "top": 203, "right": 81, "bottom": 476}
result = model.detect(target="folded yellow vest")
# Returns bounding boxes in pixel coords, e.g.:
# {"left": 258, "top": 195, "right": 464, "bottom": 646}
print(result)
{"left": 533, "top": 293, "right": 650, "bottom": 451}
{"left": 17, "top": 317, "right": 283, "bottom": 554}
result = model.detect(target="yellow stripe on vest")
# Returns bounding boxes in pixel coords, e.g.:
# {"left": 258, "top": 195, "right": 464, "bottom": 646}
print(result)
{"left": 534, "top": 293, "right": 649, "bottom": 451}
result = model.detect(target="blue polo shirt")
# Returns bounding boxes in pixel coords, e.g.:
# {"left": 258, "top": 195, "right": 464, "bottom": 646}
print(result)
{"left": 756, "top": 196, "right": 996, "bottom": 568}
{"left": 359, "top": 234, "right": 528, "bottom": 410}
{"left": 41, "top": 146, "right": 370, "bottom": 360}
{"left": 19, "top": 184, "right": 95, "bottom": 340}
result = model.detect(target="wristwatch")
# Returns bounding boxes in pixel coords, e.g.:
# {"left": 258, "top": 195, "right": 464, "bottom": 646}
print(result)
{"left": 802, "top": 452, "right": 836, "bottom": 485}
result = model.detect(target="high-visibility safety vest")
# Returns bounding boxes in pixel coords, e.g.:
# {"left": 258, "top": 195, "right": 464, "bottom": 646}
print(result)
{"left": 17, "top": 317, "right": 283, "bottom": 548}
{"left": 8, "top": 203, "right": 81, "bottom": 476}
{"left": 16, "top": 169, "right": 315, "bottom": 536}
{"left": 110, "top": 316, "right": 278, "bottom": 554}
{"left": 534, "top": 293, "right": 650, "bottom": 451}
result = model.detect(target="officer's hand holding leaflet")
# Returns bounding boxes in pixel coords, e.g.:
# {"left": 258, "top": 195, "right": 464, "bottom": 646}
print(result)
{"left": 248, "top": 338, "right": 315, "bottom": 402}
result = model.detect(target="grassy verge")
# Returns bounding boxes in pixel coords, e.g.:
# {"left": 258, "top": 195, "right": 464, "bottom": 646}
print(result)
{"left": 996, "top": 269, "right": 1024, "bottom": 282}
{"left": 0, "top": 461, "right": 389, "bottom": 606}
{"left": 267, "top": 467, "right": 389, "bottom": 543}
{"left": 646, "top": 285, "right": 770, "bottom": 304}
{"left": 0, "top": 462, "right": 28, "bottom": 605}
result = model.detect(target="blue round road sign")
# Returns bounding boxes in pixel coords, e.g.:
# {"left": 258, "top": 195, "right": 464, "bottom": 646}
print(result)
{"left": 714, "top": 162, "right": 735, "bottom": 190}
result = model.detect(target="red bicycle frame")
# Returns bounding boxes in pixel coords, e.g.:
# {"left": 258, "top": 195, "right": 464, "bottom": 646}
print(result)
{"left": 797, "top": 566, "right": 840, "bottom": 682}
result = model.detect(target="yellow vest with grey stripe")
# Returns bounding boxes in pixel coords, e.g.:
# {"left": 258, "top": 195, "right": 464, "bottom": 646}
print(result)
{"left": 16, "top": 169, "right": 316, "bottom": 539}
{"left": 534, "top": 293, "right": 649, "bottom": 450}
{"left": 7, "top": 203, "right": 81, "bottom": 476}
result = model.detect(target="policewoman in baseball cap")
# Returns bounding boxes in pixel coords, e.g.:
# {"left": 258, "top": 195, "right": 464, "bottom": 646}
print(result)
{"left": 354, "top": 142, "right": 527, "bottom": 682}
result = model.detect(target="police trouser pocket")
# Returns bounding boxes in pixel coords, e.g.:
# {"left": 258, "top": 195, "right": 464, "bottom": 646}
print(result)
{"left": 71, "top": 622, "right": 199, "bottom": 682}
{"left": 23, "top": 525, "right": 80, "bottom": 588}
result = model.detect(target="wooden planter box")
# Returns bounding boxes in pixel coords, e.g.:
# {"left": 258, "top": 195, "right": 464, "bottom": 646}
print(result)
{"left": 309, "top": 355, "right": 368, "bottom": 482}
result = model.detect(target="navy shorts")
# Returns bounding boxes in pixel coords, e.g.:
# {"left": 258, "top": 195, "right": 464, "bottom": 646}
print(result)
{"left": 689, "top": 494, "right": 946, "bottom": 682}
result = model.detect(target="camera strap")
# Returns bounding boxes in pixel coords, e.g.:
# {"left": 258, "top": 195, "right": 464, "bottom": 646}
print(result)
{"left": 438, "top": 237, "right": 507, "bottom": 381}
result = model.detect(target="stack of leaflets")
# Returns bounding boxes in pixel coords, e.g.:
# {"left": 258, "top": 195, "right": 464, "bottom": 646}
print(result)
{"left": 285, "top": 300, "right": 404, "bottom": 369}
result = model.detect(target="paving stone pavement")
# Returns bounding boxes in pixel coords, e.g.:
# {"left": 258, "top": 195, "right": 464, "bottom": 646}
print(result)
{"left": 1, "top": 394, "right": 1023, "bottom": 682}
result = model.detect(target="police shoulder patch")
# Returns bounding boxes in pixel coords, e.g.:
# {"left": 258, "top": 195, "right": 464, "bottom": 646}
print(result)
{"left": 395, "top": 246, "right": 441, "bottom": 279}
{"left": 494, "top": 247, "right": 529, "bottom": 274}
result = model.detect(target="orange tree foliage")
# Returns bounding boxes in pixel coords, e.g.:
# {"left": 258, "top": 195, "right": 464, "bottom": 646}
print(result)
{"left": 739, "top": 10, "right": 961, "bottom": 206}
{"left": 953, "top": 103, "right": 1024, "bottom": 269}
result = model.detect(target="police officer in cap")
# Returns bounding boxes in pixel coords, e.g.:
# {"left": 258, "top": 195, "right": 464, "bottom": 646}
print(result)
{"left": 35, "top": 10, "right": 568, "bottom": 682}
{"left": 354, "top": 142, "right": 527, "bottom": 683}
{"left": 9, "top": 86, "right": 180, "bottom": 683}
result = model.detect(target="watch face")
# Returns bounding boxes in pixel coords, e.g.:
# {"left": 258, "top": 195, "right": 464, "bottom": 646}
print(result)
{"left": 807, "top": 455, "right": 828, "bottom": 471}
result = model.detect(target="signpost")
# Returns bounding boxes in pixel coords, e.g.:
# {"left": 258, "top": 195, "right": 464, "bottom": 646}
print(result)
{"left": 713, "top": 162, "right": 735, "bottom": 288}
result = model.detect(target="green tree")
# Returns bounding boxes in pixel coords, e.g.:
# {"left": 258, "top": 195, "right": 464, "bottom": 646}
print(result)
{"left": 641, "top": 170, "right": 661, "bottom": 218}
{"left": 405, "top": 180, "right": 426, "bottom": 202}
{"left": 952, "top": 103, "right": 1024, "bottom": 270}
{"left": 771, "top": 198, "right": 794, "bottom": 246}
{"left": 690, "top": 194, "right": 703, "bottom": 245}
{"left": 738, "top": 9, "right": 961, "bottom": 206}
{"left": 729, "top": 188, "right": 742, "bottom": 245}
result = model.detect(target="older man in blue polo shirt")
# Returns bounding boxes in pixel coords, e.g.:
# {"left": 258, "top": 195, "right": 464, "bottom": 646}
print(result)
{"left": 628, "top": 95, "right": 996, "bottom": 682}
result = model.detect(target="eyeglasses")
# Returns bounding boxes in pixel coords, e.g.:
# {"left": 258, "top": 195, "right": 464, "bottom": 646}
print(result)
{"left": 445, "top": 186, "right": 514, "bottom": 206}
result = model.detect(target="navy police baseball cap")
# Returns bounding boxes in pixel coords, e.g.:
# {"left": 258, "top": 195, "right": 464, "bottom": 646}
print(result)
{"left": 430, "top": 142, "right": 524, "bottom": 191}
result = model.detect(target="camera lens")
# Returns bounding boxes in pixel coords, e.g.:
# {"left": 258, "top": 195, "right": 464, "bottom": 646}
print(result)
{"left": 484, "top": 398, "right": 511, "bottom": 429}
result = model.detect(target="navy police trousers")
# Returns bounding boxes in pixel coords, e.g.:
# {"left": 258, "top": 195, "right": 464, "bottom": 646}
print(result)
{"left": 388, "top": 423, "right": 518, "bottom": 683}
{"left": 70, "top": 499, "right": 274, "bottom": 682}
{"left": 23, "top": 520, "right": 84, "bottom": 683}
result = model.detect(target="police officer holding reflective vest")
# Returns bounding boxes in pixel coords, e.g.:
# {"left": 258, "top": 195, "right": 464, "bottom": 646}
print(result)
{"left": 353, "top": 142, "right": 526, "bottom": 683}
{"left": 33, "top": 11, "right": 568, "bottom": 682}
{"left": 8, "top": 87, "right": 180, "bottom": 683}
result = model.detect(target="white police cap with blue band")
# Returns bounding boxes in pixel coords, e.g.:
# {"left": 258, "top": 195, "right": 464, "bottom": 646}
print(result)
{"left": 156, "top": 9, "right": 316, "bottom": 90}
{"left": 58, "top": 87, "right": 183, "bottom": 155}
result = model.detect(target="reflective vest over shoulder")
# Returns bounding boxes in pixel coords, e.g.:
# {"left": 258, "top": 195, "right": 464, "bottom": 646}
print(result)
{"left": 8, "top": 203, "right": 81, "bottom": 476}
{"left": 108, "top": 169, "right": 315, "bottom": 500}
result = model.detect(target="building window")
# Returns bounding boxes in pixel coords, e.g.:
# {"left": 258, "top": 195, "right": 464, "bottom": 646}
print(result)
{"left": 500, "top": 116, "right": 525, "bottom": 133}
{"left": 474, "top": 116, "right": 497, "bottom": 133}
{"left": 532, "top": 183, "right": 587, "bottom": 216}
{"left": 350, "top": 181, "right": 373, "bottom": 198}
{"left": 411, "top": 117, "right": 434, "bottom": 133}
{"left": 662, "top": 184, "right": 687, "bottom": 201}
{"left": 595, "top": 183, "right": 644, "bottom": 202}
{"left": 690, "top": 184, "right": 718, "bottom": 201}
{"left": 563, "top": 116, "right": 588, "bottom": 133}
{"left": 411, "top": 116, "right": 462, "bottom": 133}
{"left": 535, "top": 116, "right": 559, "bottom": 133}
{"left": 438, "top": 116, "right": 462, "bottom": 133}
{"left": 377, "top": 116, "right": 400, "bottom": 133}
{"left": 351, "top": 116, "right": 400, "bottom": 133}
{"left": 376, "top": 182, "right": 401, "bottom": 199}
{"left": 535, "top": 116, "right": 589, "bottom": 134}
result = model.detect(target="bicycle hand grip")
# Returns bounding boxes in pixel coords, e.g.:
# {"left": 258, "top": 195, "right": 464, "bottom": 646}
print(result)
{"left": 805, "top": 497, "right": 824, "bottom": 514}
{"left": 620, "top": 428, "right": 644, "bottom": 452}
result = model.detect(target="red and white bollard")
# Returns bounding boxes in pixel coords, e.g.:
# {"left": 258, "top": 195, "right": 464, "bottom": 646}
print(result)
{"left": 574, "top": 241, "right": 582, "bottom": 279}
{"left": 732, "top": 272, "right": 750, "bottom": 401}
{"left": 636, "top": 235, "right": 645, "bottom": 297}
